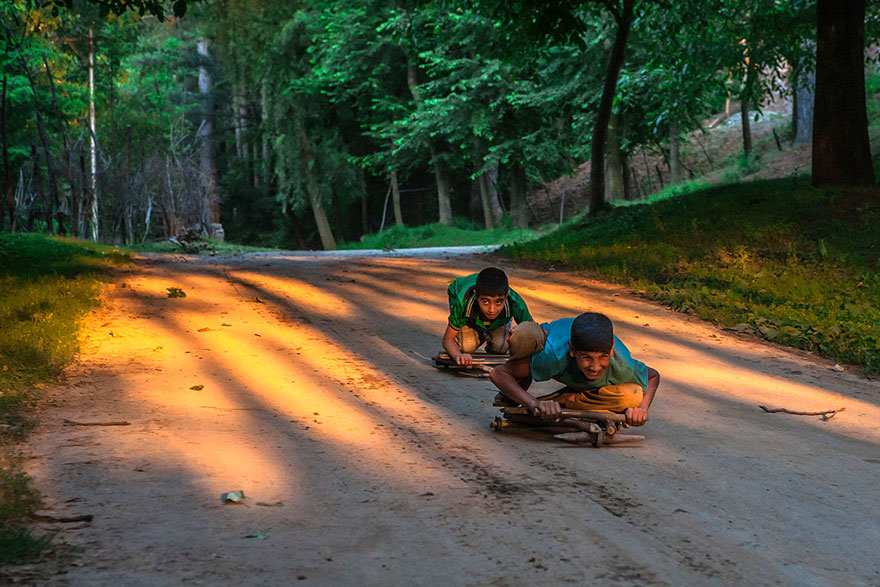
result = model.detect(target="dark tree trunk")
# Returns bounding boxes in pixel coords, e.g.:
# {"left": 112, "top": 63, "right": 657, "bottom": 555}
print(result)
{"left": 669, "top": 118, "right": 682, "bottom": 184}
{"left": 43, "top": 53, "right": 73, "bottom": 235}
{"left": 605, "top": 111, "right": 625, "bottom": 201}
{"left": 741, "top": 97, "right": 752, "bottom": 156}
{"left": 588, "top": 0, "right": 634, "bottom": 214}
{"left": 510, "top": 162, "right": 528, "bottom": 228}
{"left": 18, "top": 45, "right": 61, "bottom": 234}
{"left": 812, "top": 0, "right": 874, "bottom": 186}
{"left": 406, "top": 56, "right": 452, "bottom": 224}
{"left": 1, "top": 75, "right": 11, "bottom": 232}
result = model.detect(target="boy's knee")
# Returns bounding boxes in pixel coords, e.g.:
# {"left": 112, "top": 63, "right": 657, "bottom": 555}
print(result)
{"left": 456, "top": 327, "right": 481, "bottom": 353}
{"left": 600, "top": 383, "right": 643, "bottom": 409}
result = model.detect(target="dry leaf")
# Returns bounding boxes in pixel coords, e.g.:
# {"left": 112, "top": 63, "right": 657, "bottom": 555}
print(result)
{"left": 198, "top": 327, "right": 214, "bottom": 332}
{"left": 190, "top": 384, "right": 204, "bottom": 391}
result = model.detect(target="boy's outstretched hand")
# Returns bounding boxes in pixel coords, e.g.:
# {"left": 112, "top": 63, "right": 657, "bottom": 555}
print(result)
{"left": 624, "top": 406, "right": 648, "bottom": 427}
{"left": 454, "top": 353, "right": 473, "bottom": 367}
{"left": 530, "top": 399, "right": 562, "bottom": 420}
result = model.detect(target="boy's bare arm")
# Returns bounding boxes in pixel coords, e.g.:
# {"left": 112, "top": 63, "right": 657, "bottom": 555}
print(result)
{"left": 441, "top": 324, "right": 472, "bottom": 366}
{"left": 624, "top": 366, "right": 660, "bottom": 427}
{"left": 489, "top": 358, "right": 561, "bottom": 419}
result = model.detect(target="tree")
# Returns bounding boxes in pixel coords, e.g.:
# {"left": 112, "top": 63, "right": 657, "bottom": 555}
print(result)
{"left": 812, "top": 0, "right": 874, "bottom": 186}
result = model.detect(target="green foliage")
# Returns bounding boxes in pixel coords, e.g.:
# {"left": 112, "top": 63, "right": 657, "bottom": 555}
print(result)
{"left": 340, "top": 220, "right": 540, "bottom": 250}
{"left": 0, "top": 234, "right": 125, "bottom": 567}
{"left": 501, "top": 179, "right": 880, "bottom": 373}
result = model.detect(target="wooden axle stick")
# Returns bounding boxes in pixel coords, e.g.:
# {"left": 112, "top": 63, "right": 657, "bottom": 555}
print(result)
{"left": 759, "top": 406, "right": 845, "bottom": 421}
{"left": 63, "top": 419, "right": 130, "bottom": 426}
{"left": 555, "top": 432, "right": 645, "bottom": 444}
{"left": 502, "top": 406, "right": 627, "bottom": 423}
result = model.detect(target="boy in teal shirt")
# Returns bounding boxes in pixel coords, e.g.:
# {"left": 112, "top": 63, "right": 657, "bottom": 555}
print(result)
{"left": 489, "top": 313, "right": 660, "bottom": 427}
{"left": 442, "top": 267, "right": 533, "bottom": 366}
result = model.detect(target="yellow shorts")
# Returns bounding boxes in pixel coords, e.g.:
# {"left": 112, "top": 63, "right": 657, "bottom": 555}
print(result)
{"left": 538, "top": 383, "right": 643, "bottom": 413}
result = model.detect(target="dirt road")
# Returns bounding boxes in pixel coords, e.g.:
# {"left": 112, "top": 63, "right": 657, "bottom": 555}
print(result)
{"left": 8, "top": 249, "right": 880, "bottom": 585}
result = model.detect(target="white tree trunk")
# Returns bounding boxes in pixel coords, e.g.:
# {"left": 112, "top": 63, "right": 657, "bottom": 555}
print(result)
{"left": 198, "top": 38, "right": 221, "bottom": 237}
{"left": 89, "top": 26, "right": 98, "bottom": 241}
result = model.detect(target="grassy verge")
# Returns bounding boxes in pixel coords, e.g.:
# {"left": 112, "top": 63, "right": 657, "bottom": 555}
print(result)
{"left": 131, "top": 237, "right": 277, "bottom": 255}
{"left": 340, "top": 218, "right": 540, "bottom": 250}
{"left": 499, "top": 178, "right": 880, "bottom": 374}
{"left": 0, "top": 234, "right": 129, "bottom": 566}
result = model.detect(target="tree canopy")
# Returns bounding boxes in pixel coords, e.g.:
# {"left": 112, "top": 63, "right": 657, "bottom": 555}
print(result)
{"left": 1, "top": 0, "right": 877, "bottom": 248}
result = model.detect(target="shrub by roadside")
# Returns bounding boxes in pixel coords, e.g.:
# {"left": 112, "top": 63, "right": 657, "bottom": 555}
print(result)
{"left": 0, "top": 234, "right": 129, "bottom": 565}
{"left": 500, "top": 178, "right": 880, "bottom": 374}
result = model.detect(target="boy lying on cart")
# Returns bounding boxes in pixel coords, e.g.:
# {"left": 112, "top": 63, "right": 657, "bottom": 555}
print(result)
{"left": 441, "top": 267, "right": 533, "bottom": 367}
{"left": 489, "top": 312, "right": 660, "bottom": 427}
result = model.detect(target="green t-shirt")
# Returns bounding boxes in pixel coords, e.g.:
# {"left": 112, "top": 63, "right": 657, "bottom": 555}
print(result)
{"left": 530, "top": 318, "right": 648, "bottom": 391}
{"left": 447, "top": 273, "right": 532, "bottom": 332}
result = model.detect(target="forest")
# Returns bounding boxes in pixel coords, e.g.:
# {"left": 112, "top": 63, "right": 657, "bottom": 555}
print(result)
{"left": 1, "top": 0, "right": 878, "bottom": 251}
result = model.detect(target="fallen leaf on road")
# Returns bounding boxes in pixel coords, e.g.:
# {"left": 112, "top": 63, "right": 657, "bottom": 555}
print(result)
{"left": 166, "top": 287, "right": 186, "bottom": 298}
{"left": 154, "top": 346, "right": 164, "bottom": 352}
{"left": 246, "top": 297, "right": 265, "bottom": 303}
{"left": 255, "top": 501, "right": 284, "bottom": 507}
{"left": 198, "top": 327, "right": 214, "bottom": 332}
{"left": 243, "top": 532, "right": 269, "bottom": 539}
{"left": 221, "top": 490, "right": 245, "bottom": 503}
{"left": 190, "top": 384, "right": 204, "bottom": 391}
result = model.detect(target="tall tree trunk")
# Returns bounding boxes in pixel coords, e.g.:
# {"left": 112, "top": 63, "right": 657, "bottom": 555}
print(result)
{"left": 812, "top": 0, "right": 874, "bottom": 186}
{"left": 42, "top": 53, "right": 73, "bottom": 235}
{"left": 478, "top": 172, "right": 494, "bottom": 230}
{"left": 390, "top": 168, "right": 403, "bottom": 226}
{"left": 486, "top": 166, "right": 503, "bottom": 222}
{"left": 16, "top": 40, "right": 61, "bottom": 234}
{"left": 261, "top": 78, "right": 271, "bottom": 193}
{"left": 359, "top": 167, "right": 368, "bottom": 237}
{"left": 793, "top": 64, "right": 815, "bottom": 145}
{"left": 29, "top": 145, "right": 40, "bottom": 232}
{"left": 198, "top": 38, "right": 222, "bottom": 237}
{"left": 406, "top": 56, "right": 452, "bottom": 225}
{"left": 89, "top": 26, "right": 98, "bottom": 241}
{"left": 1, "top": 75, "right": 11, "bottom": 232}
{"left": 669, "top": 118, "right": 682, "bottom": 184}
{"left": 589, "top": 0, "right": 634, "bottom": 214}
{"left": 605, "top": 111, "right": 625, "bottom": 201}
{"left": 300, "top": 128, "right": 336, "bottom": 250}
{"left": 741, "top": 96, "right": 752, "bottom": 156}
{"left": 509, "top": 162, "right": 528, "bottom": 228}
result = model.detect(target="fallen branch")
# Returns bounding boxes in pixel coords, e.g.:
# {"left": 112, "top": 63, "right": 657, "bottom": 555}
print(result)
{"left": 63, "top": 419, "right": 130, "bottom": 426}
{"left": 759, "top": 406, "right": 845, "bottom": 421}
{"left": 502, "top": 406, "right": 627, "bottom": 423}
{"left": 31, "top": 513, "right": 94, "bottom": 523}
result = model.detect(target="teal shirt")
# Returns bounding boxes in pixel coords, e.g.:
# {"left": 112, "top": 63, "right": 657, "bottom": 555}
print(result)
{"left": 530, "top": 318, "right": 648, "bottom": 391}
{"left": 447, "top": 273, "right": 532, "bottom": 331}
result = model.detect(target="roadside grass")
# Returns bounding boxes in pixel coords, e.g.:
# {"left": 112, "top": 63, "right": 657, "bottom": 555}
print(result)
{"left": 0, "top": 233, "right": 129, "bottom": 566}
{"left": 499, "top": 178, "right": 880, "bottom": 374}
{"left": 340, "top": 217, "right": 541, "bottom": 250}
{"left": 131, "top": 237, "right": 277, "bottom": 255}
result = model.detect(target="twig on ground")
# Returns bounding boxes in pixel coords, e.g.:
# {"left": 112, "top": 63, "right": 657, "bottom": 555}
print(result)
{"left": 63, "top": 419, "right": 130, "bottom": 426}
{"left": 759, "top": 406, "right": 845, "bottom": 421}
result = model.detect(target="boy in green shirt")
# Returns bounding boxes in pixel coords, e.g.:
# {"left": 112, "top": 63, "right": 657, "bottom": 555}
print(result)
{"left": 442, "top": 267, "right": 533, "bottom": 366}
{"left": 489, "top": 312, "right": 660, "bottom": 427}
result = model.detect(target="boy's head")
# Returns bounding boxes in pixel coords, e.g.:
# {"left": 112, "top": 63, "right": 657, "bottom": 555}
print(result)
{"left": 474, "top": 267, "right": 509, "bottom": 320}
{"left": 569, "top": 312, "right": 614, "bottom": 380}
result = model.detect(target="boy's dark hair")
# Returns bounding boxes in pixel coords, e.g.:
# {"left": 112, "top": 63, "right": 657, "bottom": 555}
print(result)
{"left": 474, "top": 267, "right": 509, "bottom": 297}
{"left": 570, "top": 312, "right": 614, "bottom": 352}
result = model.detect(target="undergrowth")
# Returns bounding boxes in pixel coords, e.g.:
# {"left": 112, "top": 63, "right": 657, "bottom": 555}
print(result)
{"left": 0, "top": 233, "right": 129, "bottom": 566}
{"left": 500, "top": 178, "right": 880, "bottom": 374}
{"left": 340, "top": 217, "right": 540, "bottom": 250}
